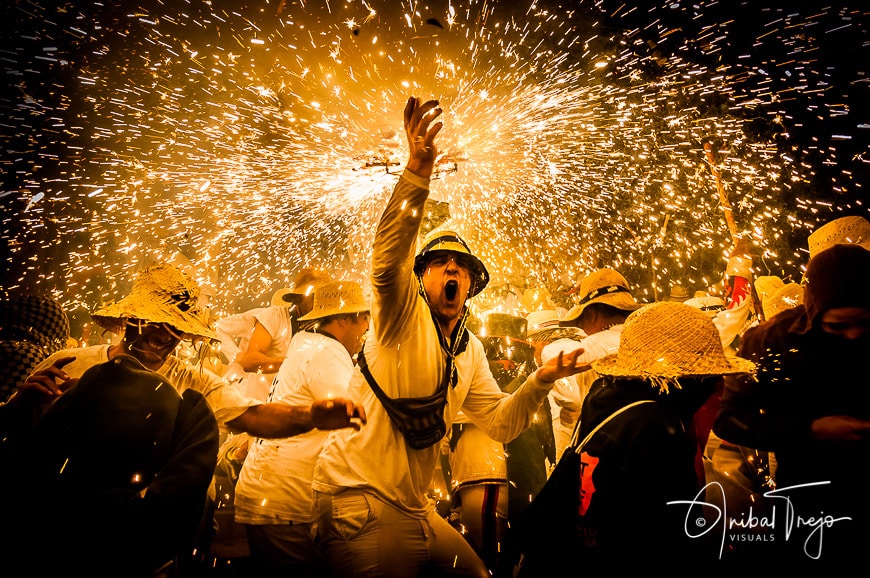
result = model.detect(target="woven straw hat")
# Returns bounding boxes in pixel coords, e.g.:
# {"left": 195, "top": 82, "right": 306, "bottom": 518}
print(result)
{"left": 297, "top": 281, "right": 370, "bottom": 321}
{"left": 271, "top": 267, "right": 333, "bottom": 307}
{"left": 413, "top": 229, "right": 490, "bottom": 297}
{"left": 754, "top": 276, "right": 803, "bottom": 320}
{"left": 668, "top": 285, "right": 690, "bottom": 302}
{"left": 592, "top": 302, "right": 755, "bottom": 390}
{"left": 561, "top": 268, "right": 641, "bottom": 323}
{"left": 807, "top": 216, "right": 870, "bottom": 259}
{"left": 90, "top": 263, "right": 216, "bottom": 340}
{"left": 526, "top": 309, "right": 585, "bottom": 342}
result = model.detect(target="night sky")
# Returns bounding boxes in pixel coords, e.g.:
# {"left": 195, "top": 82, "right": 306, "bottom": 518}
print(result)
{"left": 1, "top": 1, "right": 867, "bottom": 334}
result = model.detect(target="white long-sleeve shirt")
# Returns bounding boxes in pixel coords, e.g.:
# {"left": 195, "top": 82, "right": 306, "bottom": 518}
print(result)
{"left": 312, "top": 170, "right": 555, "bottom": 516}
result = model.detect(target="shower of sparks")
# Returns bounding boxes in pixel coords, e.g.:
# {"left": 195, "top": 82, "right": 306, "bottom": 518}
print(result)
{"left": 1, "top": 1, "right": 866, "bottom": 330}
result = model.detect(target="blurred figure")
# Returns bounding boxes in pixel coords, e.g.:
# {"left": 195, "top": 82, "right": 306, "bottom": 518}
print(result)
{"left": 668, "top": 284, "right": 690, "bottom": 302}
{"left": 443, "top": 312, "right": 555, "bottom": 572}
{"left": 714, "top": 244, "right": 870, "bottom": 567}
{"left": 683, "top": 291, "right": 726, "bottom": 318}
{"left": 221, "top": 267, "right": 333, "bottom": 402}
{"left": 234, "top": 281, "right": 371, "bottom": 578}
{"left": 508, "top": 302, "right": 755, "bottom": 574}
{"left": 525, "top": 308, "right": 586, "bottom": 462}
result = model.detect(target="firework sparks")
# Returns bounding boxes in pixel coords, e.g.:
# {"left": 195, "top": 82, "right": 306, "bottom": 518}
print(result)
{"left": 1, "top": 1, "right": 866, "bottom": 330}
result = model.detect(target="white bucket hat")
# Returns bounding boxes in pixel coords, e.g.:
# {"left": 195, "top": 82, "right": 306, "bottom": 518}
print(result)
{"left": 526, "top": 309, "right": 585, "bottom": 342}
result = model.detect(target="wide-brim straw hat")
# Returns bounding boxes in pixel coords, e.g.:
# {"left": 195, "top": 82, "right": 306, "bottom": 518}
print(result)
{"left": 592, "top": 302, "right": 755, "bottom": 391}
{"left": 561, "top": 268, "right": 641, "bottom": 323}
{"left": 91, "top": 263, "right": 217, "bottom": 340}
{"left": 297, "top": 281, "right": 370, "bottom": 321}
{"left": 413, "top": 229, "right": 490, "bottom": 297}
{"left": 807, "top": 215, "right": 870, "bottom": 259}
{"left": 271, "top": 267, "right": 333, "bottom": 306}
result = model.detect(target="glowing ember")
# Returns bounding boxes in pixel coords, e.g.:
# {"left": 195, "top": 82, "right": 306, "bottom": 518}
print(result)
{"left": 1, "top": 1, "right": 865, "bottom": 333}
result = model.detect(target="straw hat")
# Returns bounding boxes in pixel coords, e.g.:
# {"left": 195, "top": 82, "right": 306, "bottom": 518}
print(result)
{"left": 668, "top": 285, "right": 690, "bottom": 302}
{"left": 754, "top": 276, "right": 803, "bottom": 320}
{"left": 297, "top": 281, "right": 370, "bottom": 321}
{"left": 807, "top": 215, "right": 870, "bottom": 259}
{"left": 90, "top": 263, "right": 217, "bottom": 340}
{"left": 561, "top": 268, "right": 641, "bottom": 323}
{"left": 526, "top": 309, "right": 585, "bottom": 342}
{"left": 271, "top": 267, "right": 333, "bottom": 307}
{"left": 592, "top": 302, "right": 755, "bottom": 391}
{"left": 413, "top": 229, "right": 490, "bottom": 297}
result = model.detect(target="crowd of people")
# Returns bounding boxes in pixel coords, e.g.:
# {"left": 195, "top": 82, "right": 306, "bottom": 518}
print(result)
{"left": 1, "top": 97, "right": 868, "bottom": 576}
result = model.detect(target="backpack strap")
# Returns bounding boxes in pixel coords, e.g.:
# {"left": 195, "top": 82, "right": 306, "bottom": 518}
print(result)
{"left": 568, "top": 399, "right": 655, "bottom": 451}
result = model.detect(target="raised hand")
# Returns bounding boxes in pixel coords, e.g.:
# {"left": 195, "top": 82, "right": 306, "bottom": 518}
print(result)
{"left": 536, "top": 347, "right": 591, "bottom": 383}
{"left": 404, "top": 96, "right": 442, "bottom": 178}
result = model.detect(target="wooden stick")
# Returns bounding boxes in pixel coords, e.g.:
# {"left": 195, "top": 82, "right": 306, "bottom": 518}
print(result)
{"left": 704, "top": 142, "right": 738, "bottom": 243}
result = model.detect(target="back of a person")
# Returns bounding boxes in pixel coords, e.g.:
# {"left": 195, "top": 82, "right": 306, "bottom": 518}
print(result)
{"left": 6, "top": 356, "right": 219, "bottom": 576}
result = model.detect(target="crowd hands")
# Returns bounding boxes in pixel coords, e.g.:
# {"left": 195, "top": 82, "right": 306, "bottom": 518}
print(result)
{"left": 0, "top": 96, "right": 868, "bottom": 577}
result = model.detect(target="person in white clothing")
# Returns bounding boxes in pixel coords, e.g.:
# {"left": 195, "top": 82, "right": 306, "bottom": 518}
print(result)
{"left": 310, "top": 96, "right": 590, "bottom": 578}
{"left": 228, "top": 267, "right": 333, "bottom": 401}
{"left": 546, "top": 268, "right": 643, "bottom": 450}
{"left": 234, "top": 281, "right": 371, "bottom": 578}
{"left": 525, "top": 308, "right": 587, "bottom": 463}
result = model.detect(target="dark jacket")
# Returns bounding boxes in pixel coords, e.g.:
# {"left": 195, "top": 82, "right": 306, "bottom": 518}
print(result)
{"left": 2, "top": 356, "right": 219, "bottom": 577}
{"left": 502, "top": 375, "right": 717, "bottom": 575}
{"left": 714, "top": 244, "right": 870, "bottom": 566}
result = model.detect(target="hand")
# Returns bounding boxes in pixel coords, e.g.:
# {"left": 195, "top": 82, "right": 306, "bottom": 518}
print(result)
{"left": 404, "top": 96, "right": 442, "bottom": 178}
{"left": 310, "top": 397, "right": 368, "bottom": 431}
{"left": 810, "top": 415, "right": 870, "bottom": 443}
{"left": 11, "top": 356, "right": 78, "bottom": 407}
{"left": 536, "top": 347, "right": 590, "bottom": 383}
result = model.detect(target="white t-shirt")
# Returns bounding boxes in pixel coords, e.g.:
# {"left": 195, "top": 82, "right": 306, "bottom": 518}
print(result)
{"left": 234, "top": 331, "right": 356, "bottom": 524}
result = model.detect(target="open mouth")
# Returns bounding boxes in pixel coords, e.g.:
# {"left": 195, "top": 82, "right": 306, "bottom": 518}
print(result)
{"left": 445, "top": 280, "right": 459, "bottom": 301}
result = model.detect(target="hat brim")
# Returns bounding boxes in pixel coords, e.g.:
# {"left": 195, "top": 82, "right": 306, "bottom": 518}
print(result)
{"left": 560, "top": 293, "right": 642, "bottom": 324}
{"left": 527, "top": 327, "right": 586, "bottom": 342}
{"left": 591, "top": 352, "right": 756, "bottom": 378}
{"left": 91, "top": 297, "right": 217, "bottom": 341}
{"left": 297, "top": 303, "right": 370, "bottom": 321}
